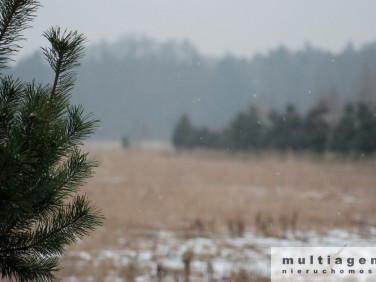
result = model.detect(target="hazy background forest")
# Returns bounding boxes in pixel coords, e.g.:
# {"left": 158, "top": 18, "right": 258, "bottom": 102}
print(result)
{"left": 9, "top": 37, "right": 376, "bottom": 145}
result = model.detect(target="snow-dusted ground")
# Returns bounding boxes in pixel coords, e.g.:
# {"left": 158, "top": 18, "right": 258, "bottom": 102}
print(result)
{"left": 67, "top": 228, "right": 376, "bottom": 281}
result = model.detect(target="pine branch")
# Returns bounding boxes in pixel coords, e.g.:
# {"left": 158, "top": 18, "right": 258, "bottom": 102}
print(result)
{"left": 0, "top": 0, "right": 40, "bottom": 70}
{"left": 22, "top": 150, "right": 98, "bottom": 219}
{"left": 42, "top": 27, "right": 86, "bottom": 102}
{"left": 0, "top": 196, "right": 103, "bottom": 255}
{"left": 0, "top": 75, "right": 22, "bottom": 152}
{"left": 0, "top": 255, "right": 59, "bottom": 282}
{"left": 0, "top": 197, "right": 103, "bottom": 281}
{"left": 53, "top": 150, "right": 97, "bottom": 195}
{"left": 33, "top": 195, "right": 103, "bottom": 255}
{"left": 65, "top": 105, "right": 98, "bottom": 146}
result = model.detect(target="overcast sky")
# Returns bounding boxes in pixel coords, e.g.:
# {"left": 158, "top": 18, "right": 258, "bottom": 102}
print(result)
{"left": 18, "top": 0, "right": 376, "bottom": 59}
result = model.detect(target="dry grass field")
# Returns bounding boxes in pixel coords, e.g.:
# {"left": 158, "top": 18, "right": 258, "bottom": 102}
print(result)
{"left": 57, "top": 142, "right": 376, "bottom": 281}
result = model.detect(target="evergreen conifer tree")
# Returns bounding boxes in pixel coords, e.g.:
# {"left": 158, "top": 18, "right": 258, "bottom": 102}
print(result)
{"left": 226, "top": 105, "right": 264, "bottom": 151}
{"left": 0, "top": 1, "right": 103, "bottom": 281}
{"left": 172, "top": 114, "right": 194, "bottom": 149}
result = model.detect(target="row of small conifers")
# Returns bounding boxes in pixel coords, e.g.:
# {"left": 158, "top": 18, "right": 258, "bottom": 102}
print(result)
{"left": 172, "top": 101, "right": 376, "bottom": 154}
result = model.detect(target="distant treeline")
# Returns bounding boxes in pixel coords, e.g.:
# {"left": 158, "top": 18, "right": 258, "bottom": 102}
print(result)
{"left": 172, "top": 101, "right": 376, "bottom": 154}
{"left": 11, "top": 36, "right": 376, "bottom": 140}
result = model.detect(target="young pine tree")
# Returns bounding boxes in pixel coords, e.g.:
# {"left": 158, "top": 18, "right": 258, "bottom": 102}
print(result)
{"left": 0, "top": 1, "right": 103, "bottom": 281}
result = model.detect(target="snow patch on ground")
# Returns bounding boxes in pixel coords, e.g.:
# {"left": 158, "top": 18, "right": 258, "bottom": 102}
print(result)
{"left": 68, "top": 228, "right": 376, "bottom": 281}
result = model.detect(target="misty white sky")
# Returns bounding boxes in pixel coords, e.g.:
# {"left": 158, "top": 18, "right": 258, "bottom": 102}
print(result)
{"left": 18, "top": 0, "right": 376, "bottom": 59}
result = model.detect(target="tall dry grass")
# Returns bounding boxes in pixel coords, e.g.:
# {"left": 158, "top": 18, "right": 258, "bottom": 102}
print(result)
{"left": 57, "top": 144, "right": 376, "bottom": 280}
{"left": 81, "top": 146, "right": 376, "bottom": 239}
